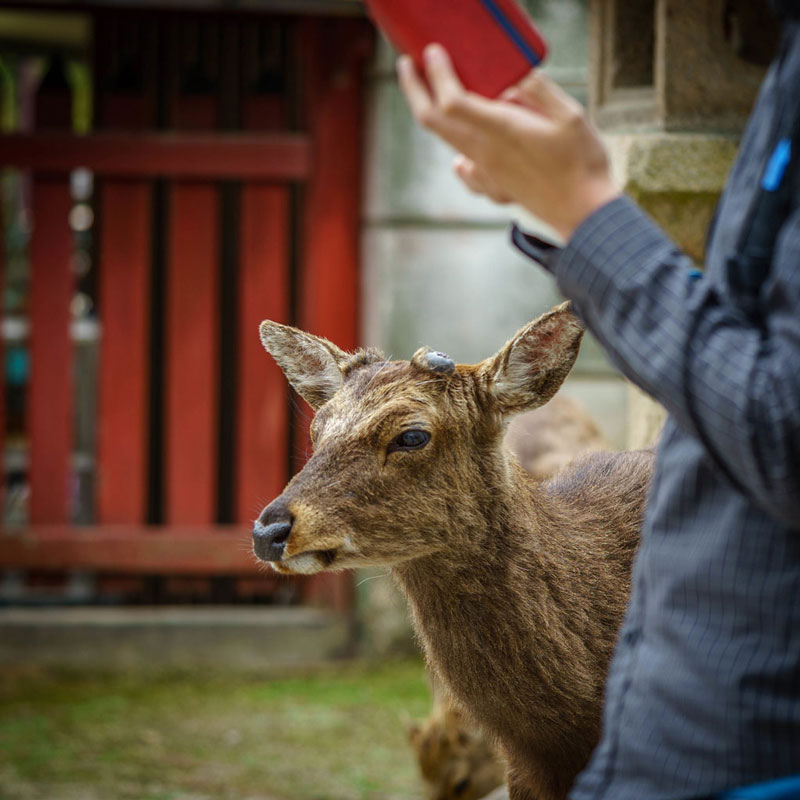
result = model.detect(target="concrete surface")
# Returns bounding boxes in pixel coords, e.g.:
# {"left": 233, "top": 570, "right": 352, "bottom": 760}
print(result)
{"left": 0, "top": 605, "right": 355, "bottom": 672}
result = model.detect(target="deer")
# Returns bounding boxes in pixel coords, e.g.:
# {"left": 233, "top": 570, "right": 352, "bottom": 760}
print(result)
{"left": 504, "top": 393, "right": 610, "bottom": 482}
{"left": 253, "top": 303, "right": 653, "bottom": 800}
{"left": 409, "top": 694, "right": 507, "bottom": 800}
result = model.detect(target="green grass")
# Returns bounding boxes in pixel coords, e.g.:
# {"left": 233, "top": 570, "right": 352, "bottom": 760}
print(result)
{"left": 0, "top": 659, "right": 432, "bottom": 800}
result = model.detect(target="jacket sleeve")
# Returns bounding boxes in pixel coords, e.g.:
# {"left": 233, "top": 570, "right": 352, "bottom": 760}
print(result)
{"left": 513, "top": 196, "right": 800, "bottom": 529}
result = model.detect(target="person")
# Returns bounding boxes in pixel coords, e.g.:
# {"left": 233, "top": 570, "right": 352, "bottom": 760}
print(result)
{"left": 397, "top": 3, "right": 800, "bottom": 799}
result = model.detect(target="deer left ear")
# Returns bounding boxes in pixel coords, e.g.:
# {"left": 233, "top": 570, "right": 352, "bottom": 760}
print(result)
{"left": 259, "top": 320, "right": 349, "bottom": 410}
{"left": 478, "top": 303, "right": 585, "bottom": 416}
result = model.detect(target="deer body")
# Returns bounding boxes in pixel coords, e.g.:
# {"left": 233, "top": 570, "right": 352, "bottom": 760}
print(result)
{"left": 255, "top": 305, "right": 653, "bottom": 800}
{"left": 397, "top": 451, "right": 649, "bottom": 800}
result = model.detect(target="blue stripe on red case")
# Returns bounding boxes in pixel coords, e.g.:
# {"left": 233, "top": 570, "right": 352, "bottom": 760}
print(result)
{"left": 477, "top": 0, "right": 545, "bottom": 66}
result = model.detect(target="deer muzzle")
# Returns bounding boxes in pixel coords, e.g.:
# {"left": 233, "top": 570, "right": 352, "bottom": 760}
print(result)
{"left": 252, "top": 518, "right": 293, "bottom": 562}
{"left": 253, "top": 497, "right": 347, "bottom": 574}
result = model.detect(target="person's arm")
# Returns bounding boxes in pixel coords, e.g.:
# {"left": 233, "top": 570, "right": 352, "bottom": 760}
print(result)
{"left": 398, "top": 44, "right": 800, "bottom": 529}
{"left": 529, "top": 197, "right": 800, "bottom": 529}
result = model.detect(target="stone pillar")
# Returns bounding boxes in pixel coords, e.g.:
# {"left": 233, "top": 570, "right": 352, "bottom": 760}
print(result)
{"left": 589, "top": 0, "right": 778, "bottom": 448}
{"left": 590, "top": 0, "right": 778, "bottom": 132}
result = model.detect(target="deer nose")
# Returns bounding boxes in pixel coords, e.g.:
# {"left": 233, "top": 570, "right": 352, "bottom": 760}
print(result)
{"left": 253, "top": 505, "right": 293, "bottom": 562}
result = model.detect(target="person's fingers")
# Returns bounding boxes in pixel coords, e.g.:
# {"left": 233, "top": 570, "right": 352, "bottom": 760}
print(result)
{"left": 422, "top": 44, "right": 515, "bottom": 136}
{"left": 400, "top": 45, "right": 550, "bottom": 168}
{"left": 422, "top": 44, "right": 466, "bottom": 109}
{"left": 512, "top": 70, "right": 584, "bottom": 121}
{"left": 453, "top": 155, "right": 512, "bottom": 204}
{"left": 397, "top": 55, "right": 434, "bottom": 122}
{"left": 397, "top": 52, "right": 473, "bottom": 146}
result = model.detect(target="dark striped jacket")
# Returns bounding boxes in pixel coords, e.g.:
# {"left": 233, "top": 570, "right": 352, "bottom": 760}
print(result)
{"left": 512, "top": 18, "right": 800, "bottom": 800}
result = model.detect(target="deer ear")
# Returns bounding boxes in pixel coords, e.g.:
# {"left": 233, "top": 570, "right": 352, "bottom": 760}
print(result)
{"left": 478, "top": 302, "right": 585, "bottom": 416}
{"left": 259, "top": 321, "right": 349, "bottom": 410}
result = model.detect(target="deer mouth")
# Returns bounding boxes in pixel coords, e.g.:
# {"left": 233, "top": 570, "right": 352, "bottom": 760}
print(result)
{"left": 271, "top": 548, "right": 339, "bottom": 575}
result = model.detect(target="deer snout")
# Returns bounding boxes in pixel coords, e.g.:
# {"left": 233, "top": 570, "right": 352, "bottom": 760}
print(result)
{"left": 253, "top": 504, "right": 293, "bottom": 562}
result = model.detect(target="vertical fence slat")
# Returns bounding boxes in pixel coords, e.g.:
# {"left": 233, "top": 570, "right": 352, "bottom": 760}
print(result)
{"left": 236, "top": 187, "right": 289, "bottom": 523}
{"left": 165, "top": 25, "right": 220, "bottom": 525}
{"left": 236, "top": 87, "right": 290, "bottom": 524}
{"left": 97, "top": 181, "right": 151, "bottom": 523}
{"left": 165, "top": 183, "right": 219, "bottom": 524}
{"left": 297, "top": 18, "right": 372, "bottom": 612}
{"left": 236, "top": 187, "right": 292, "bottom": 600}
{"left": 29, "top": 179, "right": 73, "bottom": 524}
{"left": 299, "top": 19, "right": 370, "bottom": 349}
{"left": 29, "top": 58, "right": 74, "bottom": 526}
{"left": 94, "top": 14, "right": 158, "bottom": 524}
{"left": 0, "top": 191, "right": 5, "bottom": 509}
{"left": 92, "top": 15, "right": 158, "bottom": 610}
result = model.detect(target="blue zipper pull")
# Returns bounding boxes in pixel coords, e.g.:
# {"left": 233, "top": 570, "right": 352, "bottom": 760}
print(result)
{"left": 761, "top": 137, "right": 792, "bottom": 192}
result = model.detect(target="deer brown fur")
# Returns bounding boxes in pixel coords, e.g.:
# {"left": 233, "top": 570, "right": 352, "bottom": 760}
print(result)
{"left": 254, "top": 303, "right": 653, "bottom": 800}
{"left": 409, "top": 697, "right": 507, "bottom": 800}
{"left": 411, "top": 395, "right": 612, "bottom": 800}
{"left": 505, "top": 394, "right": 610, "bottom": 481}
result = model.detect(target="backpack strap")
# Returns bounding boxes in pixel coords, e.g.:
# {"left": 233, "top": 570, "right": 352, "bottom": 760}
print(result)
{"left": 726, "top": 97, "right": 799, "bottom": 318}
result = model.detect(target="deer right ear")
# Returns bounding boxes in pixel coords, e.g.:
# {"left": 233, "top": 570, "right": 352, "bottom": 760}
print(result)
{"left": 477, "top": 303, "right": 585, "bottom": 416}
{"left": 259, "top": 321, "right": 349, "bottom": 410}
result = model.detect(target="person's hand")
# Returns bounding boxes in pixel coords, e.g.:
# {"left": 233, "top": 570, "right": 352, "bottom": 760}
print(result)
{"left": 397, "top": 44, "right": 620, "bottom": 240}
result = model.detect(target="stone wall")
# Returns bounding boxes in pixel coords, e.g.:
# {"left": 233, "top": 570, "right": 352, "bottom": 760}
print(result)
{"left": 591, "top": 0, "right": 776, "bottom": 447}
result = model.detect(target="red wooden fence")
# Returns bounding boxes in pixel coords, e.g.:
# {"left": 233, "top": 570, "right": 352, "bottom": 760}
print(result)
{"left": 0, "top": 12, "right": 372, "bottom": 611}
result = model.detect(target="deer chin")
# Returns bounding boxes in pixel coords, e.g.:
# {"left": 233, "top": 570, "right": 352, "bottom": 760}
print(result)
{"left": 270, "top": 550, "right": 338, "bottom": 575}
{"left": 271, "top": 535, "right": 358, "bottom": 575}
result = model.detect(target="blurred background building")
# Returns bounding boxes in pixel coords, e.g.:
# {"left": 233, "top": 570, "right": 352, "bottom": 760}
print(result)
{"left": 0, "top": 0, "right": 778, "bottom": 669}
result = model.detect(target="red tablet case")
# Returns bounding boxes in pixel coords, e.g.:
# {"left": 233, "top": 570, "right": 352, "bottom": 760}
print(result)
{"left": 364, "top": 0, "right": 548, "bottom": 99}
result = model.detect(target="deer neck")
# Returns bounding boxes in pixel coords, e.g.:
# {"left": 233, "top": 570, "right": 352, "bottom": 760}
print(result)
{"left": 391, "top": 452, "right": 606, "bottom": 750}
{"left": 391, "top": 456, "right": 575, "bottom": 679}
{"left": 392, "top": 452, "right": 558, "bottom": 600}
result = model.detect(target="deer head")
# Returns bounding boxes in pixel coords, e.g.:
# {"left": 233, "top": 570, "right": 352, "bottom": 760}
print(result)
{"left": 253, "top": 303, "right": 584, "bottom": 575}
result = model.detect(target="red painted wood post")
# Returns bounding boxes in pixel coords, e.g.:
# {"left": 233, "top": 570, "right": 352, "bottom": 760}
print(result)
{"left": 236, "top": 54, "right": 291, "bottom": 526}
{"left": 0, "top": 155, "right": 4, "bottom": 497}
{"left": 0, "top": 190, "right": 4, "bottom": 508}
{"left": 297, "top": 19, "right": 373, "bottom": 612}
{"left": 29, "top": 55, "right": 74, "bottom": 524}
{"left": 95, "top": 16, "right": 156, "bottom": 524}
{"left": 164, "top": 22, "right": 220, "bottom": 525}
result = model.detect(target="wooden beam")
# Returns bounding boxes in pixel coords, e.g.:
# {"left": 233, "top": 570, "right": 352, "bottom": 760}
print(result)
{"left": 94, "top": 29, "right": 159, "bottom": 525}
{"left": 6, "top": 1, "right": 366, "bottom": 16}
{"left": 164, "top": 39, "right": 220, "bottom": 525}
{"left": 235, "top": 73, "right": 291, "bottom": 524}
{"left": 0, "top": 525, "right": 262, "bottom": 574}
{"left": 29, "top": 189, "right": 73, "bottom": 523}
{"left": 29, "top": 50, "right": 75, "bottom": 525}
{"left": 296, "top": 18, "right": 372, "bottom": 613}
{"left": 0, "top": 132, "right": 310, "bottom": 180}
{"left": 96, "top": 181, "right": 152, "bottom": 523}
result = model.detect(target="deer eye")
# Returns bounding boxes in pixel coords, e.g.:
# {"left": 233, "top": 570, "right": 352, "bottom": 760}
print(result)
{"left": 388, "top": 429, "right": 430, "bottom": 453}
